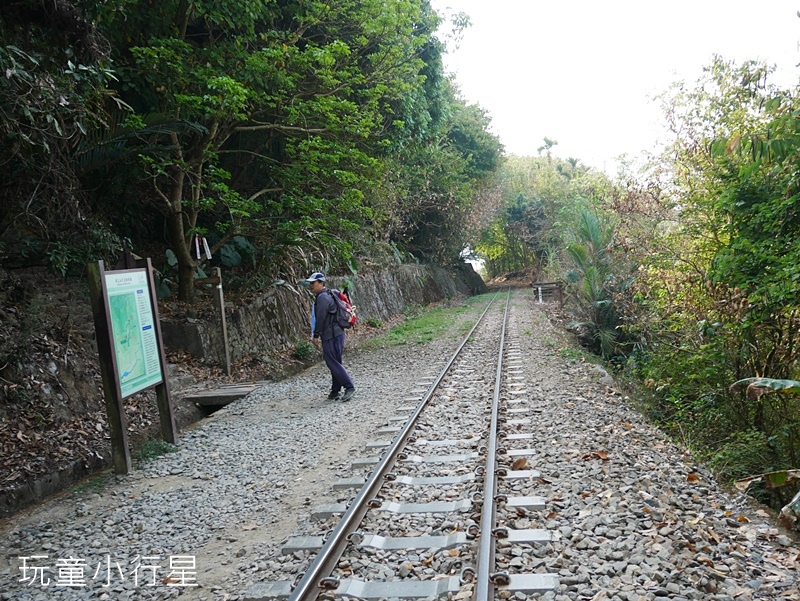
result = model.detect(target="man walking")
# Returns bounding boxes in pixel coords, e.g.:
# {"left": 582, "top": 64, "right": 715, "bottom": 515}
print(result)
{"left": 305, "top": 272, "right": 356, "bottom": 402}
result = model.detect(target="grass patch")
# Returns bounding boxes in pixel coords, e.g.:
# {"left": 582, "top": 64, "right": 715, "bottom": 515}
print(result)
{"left": 559, "top": 345, "right": 600, "bottom": 363}
{"left": 72, "top": 474, "right": 111, "bottom": 495}
{"left": 380, "top": 308, "right": 466, "bottom": 345}
{"left": 134, "top": 439, "right": 178, "bottom": 467}
{"left": 371, "top": 294, "right": 497, "bottom": 346}
{"left": 469, "top": 292, "right": 503, "bottom": 305}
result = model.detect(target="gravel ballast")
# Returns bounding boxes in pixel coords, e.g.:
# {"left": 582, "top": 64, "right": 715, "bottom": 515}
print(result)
{"left": 0, "top": 290, "right": 797, "bottom": 601}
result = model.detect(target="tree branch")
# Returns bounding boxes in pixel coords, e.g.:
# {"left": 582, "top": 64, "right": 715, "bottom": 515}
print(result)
{"left": 217, "top": 149, "right": 281, "bottom": 163}
{"left": 235, "top": 123, "right": 326, "bottom": 134}
{"left": 247, "top": 187, "right": 283, "bottom": 202}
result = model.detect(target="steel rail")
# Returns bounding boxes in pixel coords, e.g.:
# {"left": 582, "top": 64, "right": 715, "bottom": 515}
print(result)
{"left": 473, "top": 288, "right": 511, "bottom": 601}
{"left": 288, "top": 293, "right": 501, "bottom": 601}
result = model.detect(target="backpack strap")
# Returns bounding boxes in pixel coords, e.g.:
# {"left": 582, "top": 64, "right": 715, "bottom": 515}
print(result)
{"left": 325, "top": 289, "right": 338, "bottom": 333}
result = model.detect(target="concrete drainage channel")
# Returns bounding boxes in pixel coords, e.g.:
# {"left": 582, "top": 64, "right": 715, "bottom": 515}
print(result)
{"left": 185, "top": 383, "right": 270, "bottom": 416}
{"left": 245, "top": 290, "right": 560, "bottom": 601}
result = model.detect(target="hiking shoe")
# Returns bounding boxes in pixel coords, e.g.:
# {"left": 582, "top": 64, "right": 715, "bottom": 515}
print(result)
{"left": 326, "top": 391, "right": 340, "bottom": 401}
{"left": 341, "top": 388, "right": 355, "bottom": 402}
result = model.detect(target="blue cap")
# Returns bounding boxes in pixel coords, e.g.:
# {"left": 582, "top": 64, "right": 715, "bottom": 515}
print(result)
{"left": 304, "top": 272, "right": 325, "bottom": 282}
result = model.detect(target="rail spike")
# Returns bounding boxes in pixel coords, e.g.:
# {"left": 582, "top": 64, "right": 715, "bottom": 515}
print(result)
{"left": 346, "top": 531, "right": 364, "bottom": 545}
{"left": 490, "top": 571, "right": 511, "bottom": 586}
{"left": 492, "top": 526, "right": 509, "bottom": 539}
{"left": 318, "top": 576, "right": 339, "bottom": 590}
{"left": 290, "top": 571, "right": 305, "bottom": 591}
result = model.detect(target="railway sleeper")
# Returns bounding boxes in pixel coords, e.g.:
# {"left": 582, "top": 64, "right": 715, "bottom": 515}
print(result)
{"left": 311, "top": 493, "right": 545, "bottom": 520}
{"left": 246, "top": 572, "right": 559, "bottom": 601}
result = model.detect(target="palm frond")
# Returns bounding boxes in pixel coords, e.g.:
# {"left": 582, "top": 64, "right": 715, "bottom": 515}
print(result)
{"left": 75, "top": 112, "right": 209, "bottom": 173}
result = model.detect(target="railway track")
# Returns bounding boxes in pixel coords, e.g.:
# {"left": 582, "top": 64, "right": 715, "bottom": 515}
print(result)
{"left": 245, "top": 290, "right": 559, "bottom": 601}
{"left": 2, "top": 288, "right": 792, "bottom": 600}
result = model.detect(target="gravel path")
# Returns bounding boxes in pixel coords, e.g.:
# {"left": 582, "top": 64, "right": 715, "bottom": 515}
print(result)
{"left": 502, "top": 295, "right": 798, "bottom": 600}
{"left": 1, "top": 290, "right": 797, "bottom": 601}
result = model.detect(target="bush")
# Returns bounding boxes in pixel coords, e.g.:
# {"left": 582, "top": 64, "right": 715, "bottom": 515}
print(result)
{"left": 708, "top": 429, "right": 773, "bottom": 482}
{"left": 134, "top": 439, "right": 177, "bottom": 466}
{"left": 293, "top": 340, "right": 315, "bottom": 361}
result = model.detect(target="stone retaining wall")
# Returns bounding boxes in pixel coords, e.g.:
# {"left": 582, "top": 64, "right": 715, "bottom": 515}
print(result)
{"left": 0, "top": 264, "right": 484, "bottom": 517}
{"left": 162, "top": 264, "right": 485, "bottom": 364}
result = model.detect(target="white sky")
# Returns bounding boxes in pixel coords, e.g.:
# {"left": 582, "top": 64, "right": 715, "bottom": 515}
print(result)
{"left": 429, "top": 1, "right": 800, "bottom": 173}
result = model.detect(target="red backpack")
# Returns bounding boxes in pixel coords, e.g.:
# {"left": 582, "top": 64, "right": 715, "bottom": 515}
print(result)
{"left": 327, "top": 289, "right": 357, "bottom": 328}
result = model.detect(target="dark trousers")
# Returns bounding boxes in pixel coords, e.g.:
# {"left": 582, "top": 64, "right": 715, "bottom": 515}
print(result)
{"left": 322, "top": 334, "right": 354, "bottom": 393}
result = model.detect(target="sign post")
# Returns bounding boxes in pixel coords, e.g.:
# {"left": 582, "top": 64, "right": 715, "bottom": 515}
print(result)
{"left": 212, "top": 267, "right": 231, "bottom": 377}
{"left": 196, "top": 267, "right": 231, "bottom": 376}
{"left": 88, "top": 255, "right": 177, "bottom": 475}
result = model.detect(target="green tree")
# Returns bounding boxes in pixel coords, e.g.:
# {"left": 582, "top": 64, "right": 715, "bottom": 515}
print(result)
{"left": 0, "top": 1, "right": 126, "bottom": 272}
{"left": 623, "top": 57, "right": 800, "bottom": 488}
{"left": 1, "top": 0, "right": 503, "bottom": 295}
{"left": 564, "top": 208, "right": 632, "bottom": 358}
{"left": 388, "top": 97, "right": 503, "bottom": 263}
{"left": 87, "top": 0, "right": 461, "bottom": 301}
{"left": 475, "top": 152, "right": 606, "bottom": 278}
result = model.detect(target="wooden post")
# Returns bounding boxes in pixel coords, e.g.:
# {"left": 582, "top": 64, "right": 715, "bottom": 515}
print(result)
{"left": 213, "top": 267, "right": 231, "bottom": 376}
{"left": 117, "top": 250, "right": 178, "bottom": 443}
{"left": 115, "top": 248, "right": 138, "bottom": 270}
{"left": 143, "top": 258, "right": 178, "bottom": 443}
{"left": 87, "top": 261, "right": 132, "bottom": 475}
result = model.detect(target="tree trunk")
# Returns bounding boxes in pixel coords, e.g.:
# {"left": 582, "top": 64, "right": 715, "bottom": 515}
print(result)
{"left": 165, "top": 170, "right": 197, "bottom": 303}
{"left": 176, "top": 254, "right": 195, "bottom": 303}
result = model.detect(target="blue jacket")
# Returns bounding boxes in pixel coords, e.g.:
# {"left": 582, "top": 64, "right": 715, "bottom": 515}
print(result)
{"left": 313, "top": 288, "right": 345, "bottom": 341}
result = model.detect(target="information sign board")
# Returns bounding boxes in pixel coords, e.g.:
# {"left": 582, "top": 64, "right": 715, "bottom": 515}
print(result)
{"left": 104, "top": 268, "right": 164, "bottom": 398}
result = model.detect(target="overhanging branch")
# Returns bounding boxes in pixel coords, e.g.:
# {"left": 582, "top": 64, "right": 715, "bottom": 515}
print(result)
{"left": 248, "top": 187, "right": 283, "bottom": 202}
{"left": 235, "top": 123, "right": 326, "bottom": 134}
{"left": 217, "top": 149, "right": 281, "bottom": 163}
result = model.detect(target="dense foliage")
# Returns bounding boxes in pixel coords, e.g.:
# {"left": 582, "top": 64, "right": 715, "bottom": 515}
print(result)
{"left": 0, "top": 0, "right": 502, "bottom": 300}
{"left": 630, "top": 59, "right": 800, "bottom": 505}
{"left": 474, "top": 151, "right": 635, "bottom": 359}
{"left": 473, "top": 59, "right": 800, "bottom": 510}
{"left": 476, "top": 153, "right": 596, "bottom": 278}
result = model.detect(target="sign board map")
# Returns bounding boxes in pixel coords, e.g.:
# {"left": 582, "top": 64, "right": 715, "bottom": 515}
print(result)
{"left": 104, "top": 269, "right": 163, "bottom": 398}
